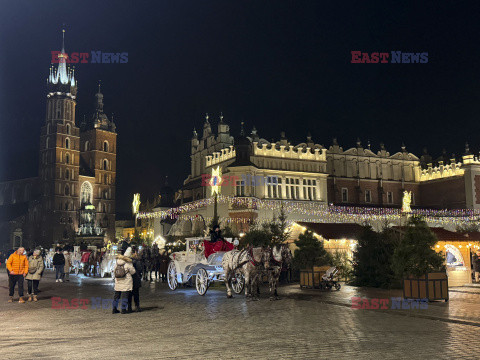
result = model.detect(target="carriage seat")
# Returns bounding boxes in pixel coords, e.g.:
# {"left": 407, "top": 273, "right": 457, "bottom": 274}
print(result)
{"left": 203, "top": 240, "right": 234, "bottom": 259}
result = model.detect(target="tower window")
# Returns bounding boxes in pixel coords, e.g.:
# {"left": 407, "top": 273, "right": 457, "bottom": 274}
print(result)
{"left": 65, "top": 169, "right": 70, "bottom": 179}
{"left": 46, "top": 137, "right": 50, "bottom": 149}
{"left": 47, "top": 123, "right": 51, "bottom": 134}
{"left": 66, "top": 124, "right": 71, "bottom": 135}
{"left": 66, "top": 153, "right": 70, "bottom": 164}
{"left": 103, "top": 159, "right": 108, "bottom": 170}
{"left": 65, "top": 185, "right": 70, "bottom": 196}
{"left": 85, "top": 141, "right": 89, "bottom": 151}
{"left": 103, "top": 141, "right": 109, "bottom": 152}
{"left": 65, "top": 138, "right": 70, "bottom": 149}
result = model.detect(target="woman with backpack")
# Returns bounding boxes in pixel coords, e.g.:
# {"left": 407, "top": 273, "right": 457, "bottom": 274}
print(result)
{"left": 112, "top": 247, "right": 136, "bottom": 314}
{"left": 25, "top": 249, "right": 45, "bottom": 302}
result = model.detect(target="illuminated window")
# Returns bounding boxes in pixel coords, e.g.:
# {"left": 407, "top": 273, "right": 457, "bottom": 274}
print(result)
{"left": 103, "top": 141, "right": 109, "bottom": 152}
{"left": 103, "top": 159, "right": 108, "bottom": 170}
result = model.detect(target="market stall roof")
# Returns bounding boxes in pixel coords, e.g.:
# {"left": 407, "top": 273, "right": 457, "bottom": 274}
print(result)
{"left": 295, "top": 222, "right": 364, "bottom": 240}
{"left": 393, "top": 226, "right": 480, "bottom": 242}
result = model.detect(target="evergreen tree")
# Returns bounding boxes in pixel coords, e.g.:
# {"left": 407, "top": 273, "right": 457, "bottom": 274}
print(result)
{"left": 241, "top": 228, "right": 271, "bottom": 248}
{"left": 392, "top": 216, "right": 445, "bottom": 278}
{"left": 331, "top": 250, "right": 352, "bottom": 281}
{"left": 351, "top": 225, "right": 397, "bottom": 288}
{"left": 293, "top": 230, "right": 331, "bottom": 270}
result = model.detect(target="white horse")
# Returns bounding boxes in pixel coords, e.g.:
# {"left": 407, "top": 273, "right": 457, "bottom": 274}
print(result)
{"left": 223, "top": 247, "right": 270, "bottom": 300}
{"left": 71, "top": 248, "right": 83, "bottom": 275}
{"left": 266, "top": 244, "right": 292, "bottom": 300}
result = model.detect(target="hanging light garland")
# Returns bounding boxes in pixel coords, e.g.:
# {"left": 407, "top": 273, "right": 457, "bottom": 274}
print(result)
{"left": 137, "top": 196, "right": 480, "bottom": 227}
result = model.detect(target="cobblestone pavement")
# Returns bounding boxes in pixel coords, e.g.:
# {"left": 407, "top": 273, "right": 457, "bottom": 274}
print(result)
{"left": 0, "top": 269, "right": 479, "bottom": 360}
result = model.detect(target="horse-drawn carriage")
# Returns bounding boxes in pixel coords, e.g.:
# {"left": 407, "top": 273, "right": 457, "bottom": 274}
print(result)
{"left": 167, "top": 237, "right": 245, "bottom": 296}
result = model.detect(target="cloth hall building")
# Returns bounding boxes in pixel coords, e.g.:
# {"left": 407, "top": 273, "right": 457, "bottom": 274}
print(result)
{"left": 148, "top": 115, "right": 480, "bottom": 236}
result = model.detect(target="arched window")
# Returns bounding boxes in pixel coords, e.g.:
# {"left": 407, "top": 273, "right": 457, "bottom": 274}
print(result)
{"left": 65, "top": 185, "right": 70, "bottom": 196}
{"left": 47, "top": 123, "right": 51, "bottom": 134}
{"left": 46, "top": 137, "right": 50, "bottom": 149}
{"left": 80, "top": 181, "right": 93, "bottom": 206}
{"left": 103, "top": 159, "right": 108, "bottom": 170}
{"left": 85, "top": 141, "right": 89, "bottom": 151}
{"left": 66, "top": 153, "right": 70, "bottom": 164}
{"left": 103, "top": 141, "right": 109, "bottom": 152}
{"left": 66, "top": 124, "right": 71, "bottom": 135}
{"left": 65, "top": 169, "right": 70, "bottom": 179}
{"left": 102, "top": 203, "right": 107, "bottom": 213}
{"left": 65, "top": 138, "right": 70, "bottom": 149}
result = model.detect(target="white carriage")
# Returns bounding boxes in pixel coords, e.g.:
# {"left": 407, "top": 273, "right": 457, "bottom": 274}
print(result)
{"left": 167, "top": 237, "right": 244, "bottom": 296}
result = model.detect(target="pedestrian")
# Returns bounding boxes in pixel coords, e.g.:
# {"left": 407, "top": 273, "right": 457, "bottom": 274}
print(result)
{"left": 112, "top": 247, "right": 136, "bottom": 314}
{"left": 6, "top": 247, "right": 29, "bottom": 303}
{"left": 128, "top": 247, "right": 142, "bottom": 313}
{"left": 25, "top": 249, "right": 44, "bottom": 302}
{"left": 473, "top": 250, "right": 480, "bottom": 283}
{"left": 160, "top": 250, "right": 169, "bottom": 283}
{"left": 63, "top": 250, "right": 72, "bottom": 282}
{"left": 52, "top": 248, "right": 65, "bottom": 282}
{"left": 119, "top": 238, "right": 131, "bottom": 255}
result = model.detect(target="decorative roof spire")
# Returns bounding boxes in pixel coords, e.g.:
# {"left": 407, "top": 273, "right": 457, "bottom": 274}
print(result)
{"left": 367, "top": 140, "right": 371, "bottom": 150}
{"left": 356, "top": 137, "right": 362, "bottom": 148}
{"left": 401, "top": 142, "right": 406, "bottom": 152}
{"left": 240, "top": 121, "right": 245, "bottom": 136}
{"left": 465, "top": 141, "right": 471, "bottom": 155}
{"left": 219, "top": 112, "right": 224, "bottom": 123}
{"left": 205, "top": 113, "right": 210, "bottom": 123}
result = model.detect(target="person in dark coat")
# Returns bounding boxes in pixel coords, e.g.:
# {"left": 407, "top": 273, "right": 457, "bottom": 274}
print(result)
{"left": 52, "top": 248, "right": 65, "bottom": 282}
{"left": 209, "top": 225, "right": 224, "bottom": 243}
{"left": 119, "top": 238, "right": 131, "bottom": 255}
{"left": 473, "top": 250, "right": 480, "bottom": 283}
{"left": 127, "top": 247, "right": 142, "bottom": 313}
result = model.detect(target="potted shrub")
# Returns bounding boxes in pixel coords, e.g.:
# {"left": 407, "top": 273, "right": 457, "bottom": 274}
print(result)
{"left": 294, "top": 230, "right": 331, "bottom": 288}
{"left": 392, "top": 217, "right": 447, "bottom": 301}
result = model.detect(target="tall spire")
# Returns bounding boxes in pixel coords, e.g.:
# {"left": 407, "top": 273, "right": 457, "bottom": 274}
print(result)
{"left": 47, "top": 29, "right": 77, "bottom": 98}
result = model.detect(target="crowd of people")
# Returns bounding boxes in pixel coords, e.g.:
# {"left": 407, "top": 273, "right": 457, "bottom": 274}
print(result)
{"left": 2, "top": 240, "right": 169, "bottom": 312}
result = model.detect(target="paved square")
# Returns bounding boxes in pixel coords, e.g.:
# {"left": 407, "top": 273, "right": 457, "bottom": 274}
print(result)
{"left": 0, "top": 269, "right": 478, "bottom": 360}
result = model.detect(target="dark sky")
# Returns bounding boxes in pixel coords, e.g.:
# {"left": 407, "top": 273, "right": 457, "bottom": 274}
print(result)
{"left": 1, "top": 1, "right": 480, "bottom": 213}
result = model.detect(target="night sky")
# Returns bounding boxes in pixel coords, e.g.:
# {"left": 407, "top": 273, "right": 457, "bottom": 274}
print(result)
{"left": 1, "top": 1, "right": 480, "bottom": 213}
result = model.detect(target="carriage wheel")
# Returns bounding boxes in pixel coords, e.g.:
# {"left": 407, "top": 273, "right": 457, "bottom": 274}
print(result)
{"left": 167, "top": 262, "right": 178, "bottom": 290}
{"left": 334, "top": 283, "right": 341, "bottom": 291}
{"left": 196, "top": 268, "right": 209, "bottom": 296}
{"left": 231, "top": 272, "right": 245, "bottom": 294}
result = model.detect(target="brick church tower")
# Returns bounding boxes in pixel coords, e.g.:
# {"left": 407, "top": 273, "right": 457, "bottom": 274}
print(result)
{"left": 79, "top": 83, "right": 117, "bottom": 243}
{"left": 38, "top": 30, "right": 80, "bottom": 244}
{"left": 36, "top": 30, "right": 117, "bottom": 246}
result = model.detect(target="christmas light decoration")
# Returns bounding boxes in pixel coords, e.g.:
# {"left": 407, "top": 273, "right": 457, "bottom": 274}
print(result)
{"left": 137, "top": 196, "right": 480, "bottom": 227}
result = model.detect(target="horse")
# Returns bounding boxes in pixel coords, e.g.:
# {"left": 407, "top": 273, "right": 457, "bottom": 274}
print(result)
{"left": 84, "top": 251, "right": 100, "bottom": 277}
{"left": 223, "top": 246, "right": 270, "bottom": 300}
{"left": 266, "top": 244, "right": 293, "bottom": 300}
{"left": 71, "top": 248, "right": 82, "bottom": 275}
{"left": 141, "top": 248, "right": 154, "bottom": 281}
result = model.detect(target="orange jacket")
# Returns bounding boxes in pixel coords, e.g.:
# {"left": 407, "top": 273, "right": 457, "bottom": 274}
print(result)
{"left": 7, "top": 252, "right": 29, "bottom": 275}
